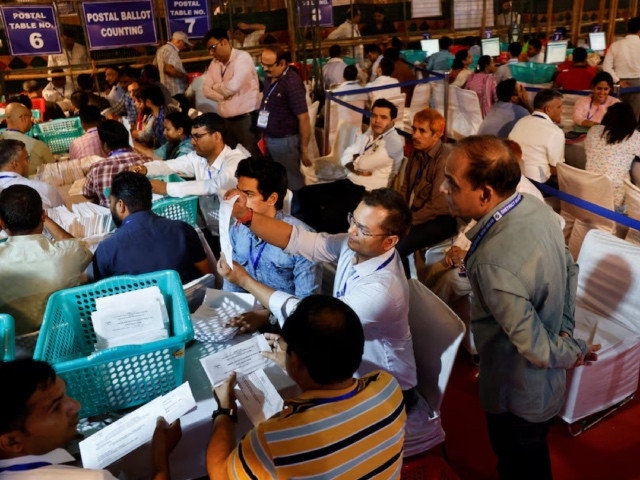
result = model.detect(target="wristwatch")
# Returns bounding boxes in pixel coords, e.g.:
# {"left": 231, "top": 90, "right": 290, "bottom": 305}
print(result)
{"left": 211, "top": 406, "right": 238, "bottom": 422}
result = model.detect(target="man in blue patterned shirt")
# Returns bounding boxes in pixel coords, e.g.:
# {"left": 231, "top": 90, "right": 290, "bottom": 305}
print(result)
{"left": 224, "top": 157, "right": 321, "bottom": 332}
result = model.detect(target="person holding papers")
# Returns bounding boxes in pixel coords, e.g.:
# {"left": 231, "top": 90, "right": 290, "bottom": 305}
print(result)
{"left": 0, "top": 358, "right": 182, "bottom": 479}
{"left": 92, "top": 171, "right": 211, "bottom": 283}
{"left": 223, "top": 157, "right": 321, "bottom": 330}
{"left": 206, "top": 295, "right": 407, "bottom": 479}
{"left": 0, "top": 185, "right": 91, "bottom": 336}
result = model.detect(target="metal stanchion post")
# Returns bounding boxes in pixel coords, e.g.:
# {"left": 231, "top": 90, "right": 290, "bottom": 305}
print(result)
{"left": 323, "top": 90, "right": 332, "bottom": 156}
{"left": 443, "top": 71, "right": 450, "bottom": 143}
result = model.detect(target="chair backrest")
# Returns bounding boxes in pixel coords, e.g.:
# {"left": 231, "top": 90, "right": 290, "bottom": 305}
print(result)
{"left": 431, "top": 83, "right": 483, "bottom": 140}
{"left": 307, "top": 100, "right": 320, "bottom": 161}
{"left": 388, "top": 93, "right": 406, "bottom": 132}
{"left": 0, "top": 314, "right": 15, "bottom": 361}
{"left": 407, "top": 279, "right": 465, "bottom": 413}
{"left": 408, "top": 82, "right": 432, "bottom": 125}
{"left": 576, "top": 230, "right": 640, "bottom": 334}
{"left": 624, "top": 177, "right": 640, "bottom": 245}
{"left": 328, "top": 98, "right": 364, "bottom": 149}
{"left": 331, "top": 120, "right": 359, "bottom": 162}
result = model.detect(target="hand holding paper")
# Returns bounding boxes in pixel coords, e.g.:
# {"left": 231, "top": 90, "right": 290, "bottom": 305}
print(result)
{"left": 200, "top": 335, "right": 271, "bottom": 386}
{"left": 219, "top": 194, "right": 239, "bottom": 270}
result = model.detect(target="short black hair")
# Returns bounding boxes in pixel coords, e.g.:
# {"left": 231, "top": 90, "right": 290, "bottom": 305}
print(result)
{"left": 343, "top": 64, "right": 358, "bottom": 81}
{"left": 141, "top": 64, "right": 160, "bottom": 83}
{"left": 0, "top": 139, "right": 26, "bottom": 169}
{"left": 204, "top": 27, "right": 229, "bottom": 43}
{"left": 110, "top": 171, "right": 152, "bottom": 213}
{"left": 71, "top": 90, "right": 89, "bottom": 110}
{"left": 138, "top": 84, "right": 164, "bottom": 108}
{"left": 372, "top": 98, "right": 397, "bottom": 119}
{"left": 452, "top": 49, "right": 469, "bottom": 70}
{"left": 118, "top": 65, "right": 138, "bottom": 80}
{"left": 191, "top": 113, "right": 233, "bottom": 146}
{"left": 0, "top": 185, "right": 42, "bottom": 234}
{"left": 533, "top": 88, "right": 562, "bottom": 110}
{"left": 361, "top": 188, "right": 412, "bottom": 239}
{"left": 591, "top": 71, "right": 614, "bottom": 89}
{"left": 476, "top": 55, "right": 492, "bottom": 72}
{"left": 98, "top": 119, "right": 131, "bottom": 150}
{"left": 572, "top": 46, "right": 587, "bottom": 63}
{"left": 263, "top": 45, "right": 288, "bottom": 64}
{"left": 628, "top": 16, "right": 640, "bottom": 33}
{"left": 383, "top": 47, "right": 400, "bottom": 62}
{"left": 439, "top": 36, "right": 453, "bottom": 50}
{"left": 165, "top": 111, "right": 192, "bottom": 136}
{"left": 282, "top": 295, "right": 364, "bottom": 384}
{"left": 235, "top": 157, "right": 288, "bottom": 210}
{"left": 0, "top": 360, "right": 56, "bottom": 435}
{"left": 508, "top": 41, "right": 522, "bottom": 57}
{"left": 79, "top": 105, "right": 103, "bottom": 125}
{"left": 379, "top": 57, "right": 395, "bottom": 76}
{"left": 528, "top": 38, "right": 542, "bottom": 51}
{"left": 497, "top": 78, "right": 518, "bottom": 102}
{"left": 454, "top": 135, "right": 521, "bottom": 196}
{"left": 602, "top": 102, "right": 638, "bottom": 144}
{"left": 365, "top": 43, "right": 382, "bottom": 55}
{"left": 329, "top": 44, "right": 341, "bottom": 58}
{"left": 77, "top": 73, "right": 94, "bottom": 91}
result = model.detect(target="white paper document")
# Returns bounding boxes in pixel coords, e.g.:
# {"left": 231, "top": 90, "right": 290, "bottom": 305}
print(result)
{"left": 219, "top": 194, "right": 239, "bottom": 269}
{"left": 200, "top": 335, "right": 271, "bottom": 386}
{"left": 79, "top": 382, "right": 196, "bottom": 470}
{"left": 235, "top": 369, "right": 284, "bottom": 426}
{"left": 192, "top": 288, "right": 256, "bottom": 343}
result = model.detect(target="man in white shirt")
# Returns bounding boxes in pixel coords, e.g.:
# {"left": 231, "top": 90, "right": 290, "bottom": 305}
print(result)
{"left": 202, "top": 28, "right": 261, "bottom": 157}
{"left": 332, "top": 65, "right": 367, "bottom": 102}
{"left": 365, "top": 57, "right": 401, "bottom": 107}
{"left": 104, "top": 66, "right": 124, "bottom": 107}
{"left": 155, "top": 31, "right": 191, "bottom": 97}
{"left": 603, "top": 17, "right": 640, "bottom": 118}
{"left": 322, "top": 44, "right": 347, "bottom": 89}
{"left": 496, "top": 0, "right": 521, "bottom": 42}
{"left": 0, "top": 139, "right": 63, "bottom": 209}
{"left": 42, "top": 70, "right": 73, "bottom": 113}
{"left": 509, "top": 89, "right": 565, "bottom": 186}
{"left": 47, "top": 29, "right": 89, "bottom": 93}
{"left": 294, "top": 99, "right": 403, "bottom": 233}
{"left": 132, "top": 113, "right": 249, "bottom": 234}
{"left": 0, "top": 359, "right": 181, "bottom": 479}
{"left": 231, "top": 22, "right": 266, "bottom": 48}
{"left": 365, "top": 44, "right": 383, "bottom": 82}
{"left": 327, "top": 8, "right": 364, "bottom": 68}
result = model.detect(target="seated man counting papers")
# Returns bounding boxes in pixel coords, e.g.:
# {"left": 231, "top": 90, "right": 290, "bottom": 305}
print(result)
{"left": 92, "top": 171, "right": 212, "bottom": 282}
{"left": 223, "top": 157, "right": 321, "bottom": 332}
{"left": 0, "top": 359, "right": 182, "bottom": 479}
{"left": 207, "top": 295, "right": 407, "bottom": 479}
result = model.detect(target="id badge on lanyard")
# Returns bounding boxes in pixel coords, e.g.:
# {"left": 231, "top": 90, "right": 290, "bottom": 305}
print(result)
{"left": 257, "top": 110, "right": 270, "bottom": 128}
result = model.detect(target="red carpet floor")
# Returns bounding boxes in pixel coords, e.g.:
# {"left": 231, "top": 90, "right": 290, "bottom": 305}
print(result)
{"left": 440, "top": 351, "right": 640, "bottom": 480}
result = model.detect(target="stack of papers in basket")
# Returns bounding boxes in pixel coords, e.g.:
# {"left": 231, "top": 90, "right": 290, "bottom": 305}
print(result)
{"left": 91, "top": 286, "right": 170, "bottom": 350}
{"left": 47, "top": 203, "right": 114, "bottom": 239}
{"left": 35, "top": 155, "right": 103, "bottom": 186}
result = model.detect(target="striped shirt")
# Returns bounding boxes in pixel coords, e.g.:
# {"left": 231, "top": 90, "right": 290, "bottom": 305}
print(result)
{"left": 83, "top": 150, "right": 149, "bottom": 206}
{"left": 227, "top": 370, "right": 406, "bottom": 479}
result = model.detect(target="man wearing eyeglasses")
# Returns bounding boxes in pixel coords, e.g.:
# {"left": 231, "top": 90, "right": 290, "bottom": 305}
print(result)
{"left": 202, "top": 28, "right": 261, "bottom": 157}
{"left": 0, "top": 103, "right": 54, "bottom": 176}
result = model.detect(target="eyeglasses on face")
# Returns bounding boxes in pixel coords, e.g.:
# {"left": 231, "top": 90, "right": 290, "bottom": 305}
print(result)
{"left": 191, "top": 132, "right": 213, "bottom": 141}
{"left": 208, "top": 42, "right": 221, "bottom": 52}
{"left": 347, "top": 212, "right": 390, "bottom": 237}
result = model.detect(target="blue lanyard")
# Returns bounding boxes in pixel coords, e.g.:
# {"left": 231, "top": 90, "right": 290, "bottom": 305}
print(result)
{"left": 249, "top": 239, "right": 267, "bottom": 273}
{"left": 262, "top": 67, "right": 290, "bottom": 107}
{"left": 156, "top": 106, "right": 165, "bottom": 145}
{"left": 464, "top": 194, "right": 522, "bottom": 265}
{"left": 363, "top": 128, "right": 392, "bottom": 152}
{"left": 337, "top": 251, "right": 395, "bottom": 299}
{"left": 0, "top": 462, "right": 52, "bottom": 472}
{"left": 308, "top": 384, "right": 359, "bottom": 405}
{"left": 586, "top": 97, "right": 600, "bottom": 121}
{"left": 221, "top": 60, "right": 231, "bottom": 78}
{"left": 5, "top": 128, "right": 21, "bottom": 133}
{"left": 532, "top": 113, "right": 548, "bottom": 120}
{"left": 109, "top": 148, "right": 130, "bottom": 157}
{"left": 0, "top": 174, "right": 19, "bottom": 179}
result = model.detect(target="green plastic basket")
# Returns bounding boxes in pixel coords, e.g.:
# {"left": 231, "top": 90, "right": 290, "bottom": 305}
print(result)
{"left": 0, "top": 314, "right": 15, "bottom": 361}
{"left": 509, "top": 62, "right": 557, "bottom": 84}
{"left": 33, "top": 117, "right": 84, "bottom": 154}
{"left": 401, "top": 49, "right": 427, "bottom": 64}
{"left": 33, "top": 270, "right": 193, "bottom": 419}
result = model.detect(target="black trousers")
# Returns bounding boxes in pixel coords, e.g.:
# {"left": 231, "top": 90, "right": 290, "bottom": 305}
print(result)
{"left": 395, "top": 215, "right": 457, "bottom": 278}
{"left": 486, "top": 411, "right": 553, "bottom": 480}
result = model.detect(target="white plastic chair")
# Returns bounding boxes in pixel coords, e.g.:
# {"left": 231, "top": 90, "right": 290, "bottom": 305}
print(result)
{"left": 404, "top": 278, "right": 465, "bottom": 454}
{"left": 432, "top": 83, "right": 483, "bottom": 140}
{"left": 327, "top": 98, "right": 364, "bottom": 149}
{"left": 559, "top": 230, "right": 640, "bottom": 434}
{"left": 302, "top": 120, "right": 358, "bottom": 185}
{"left": 556, "top": 162, "right": 616, "bottom": 259}
{"left": 406, "top": 82, "right": 432, "bottom": 127}
{"left": 623, "top": 177, "right": 640, "bottom": 245}
{"left": 307, "top": 101, "right": 320, "bottom": 161}
{"left": 387, "top": 93, "right": 406, "bottom": 132}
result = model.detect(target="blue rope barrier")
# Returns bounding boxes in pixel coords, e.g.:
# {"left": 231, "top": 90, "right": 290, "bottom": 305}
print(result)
{"left": 330, "top": 74, "right": 444, "bottom": 98}
{"left": 529, "top": 178, "right": 640, "bottom": 231}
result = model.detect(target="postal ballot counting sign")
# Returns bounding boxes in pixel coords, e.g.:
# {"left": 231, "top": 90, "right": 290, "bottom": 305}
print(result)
{"left": 82, "top": 0, "right": 157, "bottom": 50}
{"left": 0, "top": 5, "right": 62, "bottom": 56}
{"left": 165, "top": 0, "right": 210, "bottom": 39}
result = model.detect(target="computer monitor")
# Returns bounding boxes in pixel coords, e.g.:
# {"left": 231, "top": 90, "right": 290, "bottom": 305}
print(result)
{"left": 420, "top": 39, "right": 440, "bottom": 57}
{"left": 545, "top": 40, "right": 568, "bottom": 64}
{"left": 589, "top": 32, "right": 606, "bottom": 52}
{"left": 481, "top": 37, "right": 500, "bottom": 57}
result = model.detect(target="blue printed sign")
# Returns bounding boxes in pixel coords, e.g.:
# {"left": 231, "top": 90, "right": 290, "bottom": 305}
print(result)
{"left": 298, "top": 0, "right": 333, "bottom": 28}
{"left": 82, "top": 0, "right": 157, "bottom": 50}
{"left": 165, "top": 0, "right": 210, "bottom": 39}
{"left": 0, "top": 5, "right": 61, "bottom": 56}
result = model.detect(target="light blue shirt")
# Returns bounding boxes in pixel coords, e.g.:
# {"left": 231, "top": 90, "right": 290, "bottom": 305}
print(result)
{"left": 427, "top": 50, "right": 454, "bottom": 71}
{"left": 223, "top": 210, "right": 321, "bottom": 298}
{"left": 477, "top": 101, "right": 529, "bottom": 138}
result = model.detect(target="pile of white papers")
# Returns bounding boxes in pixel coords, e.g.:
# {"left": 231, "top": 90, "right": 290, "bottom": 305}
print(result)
{"left": 80, "top": 382, "right": 196, "bottom": 469}
{"left": 191, "top": 288, "right": 256, "bottom": 343}
{"left": 47, "top": 202, "right": 114, "bottom": 239}
{"left": 91, "top": 286, "right": 170, "bottom": 350}
{"left": 235, "top": 369, "right": 284, "bottom": 426}
{"left": 200, "top": 335, "right": 271, "bottom": 386}
{"left": 35, "top": 155, "right": 103, "bottom": 186}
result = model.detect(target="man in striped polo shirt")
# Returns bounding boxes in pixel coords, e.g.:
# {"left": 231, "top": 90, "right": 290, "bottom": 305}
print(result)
{"left": 207, "top": 295, "right": 407, "bottom": 479}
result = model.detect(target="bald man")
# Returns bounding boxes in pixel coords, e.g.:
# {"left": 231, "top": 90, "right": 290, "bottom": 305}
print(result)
{"left": 1, "top": 103, "right": 54, "bottom": 175}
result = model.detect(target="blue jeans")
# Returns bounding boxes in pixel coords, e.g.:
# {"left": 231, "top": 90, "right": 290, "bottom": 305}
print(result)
{"left": 265, "top": 135, "right": 304, "bottom": 191}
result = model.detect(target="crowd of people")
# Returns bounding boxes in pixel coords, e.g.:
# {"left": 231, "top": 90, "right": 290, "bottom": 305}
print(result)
{"left": 2, "top": 11, "right": 640, "bottom": 480}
